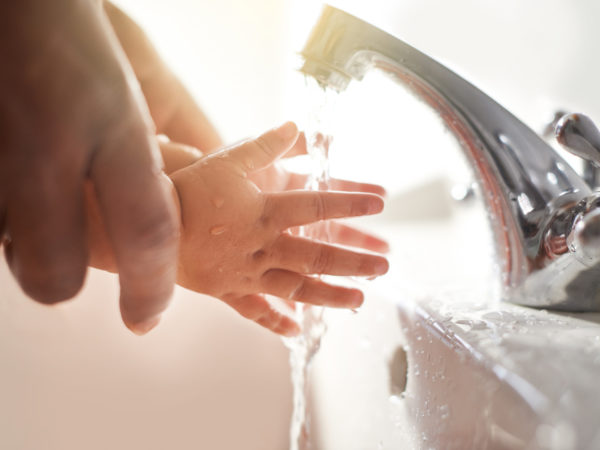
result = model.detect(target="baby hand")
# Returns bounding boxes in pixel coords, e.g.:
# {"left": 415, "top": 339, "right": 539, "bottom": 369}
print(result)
{"left": 171, "top": 122, "right": 388, "bottom": 336}
{"left": 158, "top": 130, "right": 390, "bottom": 254}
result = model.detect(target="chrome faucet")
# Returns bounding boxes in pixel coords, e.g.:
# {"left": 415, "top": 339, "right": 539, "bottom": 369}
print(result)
{"left": 300, "top": 5, "right": 600, "bottom": 311}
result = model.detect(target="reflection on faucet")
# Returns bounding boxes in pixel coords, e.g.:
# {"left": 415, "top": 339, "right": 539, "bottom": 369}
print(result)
{"left": 556, "top": 113, "right": 600, "bottom": 190}
{"left": 300, "top": 5, "right": 600, "bottom": 311}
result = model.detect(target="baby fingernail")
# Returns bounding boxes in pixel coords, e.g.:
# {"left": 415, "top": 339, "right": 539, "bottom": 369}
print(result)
{"left": 349, "top": 290, "right": 364, "bottom": 308}
{"left": 374, "top": 258, "right": 389, "bottom": 275}
{"left": 368, "top": 197, "right": 384, "bottom": 214}
{"left": 276, "top": 121, "right": 298, "bottom": 140}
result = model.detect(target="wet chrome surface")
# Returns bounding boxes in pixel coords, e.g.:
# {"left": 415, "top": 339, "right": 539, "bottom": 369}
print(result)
{"left": 300, "top": 5, "right": 600, "bottom": 311}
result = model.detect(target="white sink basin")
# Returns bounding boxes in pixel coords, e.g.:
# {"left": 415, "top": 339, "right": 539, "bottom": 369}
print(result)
{"left": 308, "top": 198, "right": 600, "bottom": 449}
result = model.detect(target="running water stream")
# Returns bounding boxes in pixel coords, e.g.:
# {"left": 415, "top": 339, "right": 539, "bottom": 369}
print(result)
{"left": 282, "top": 79, "right": 337, "bottom": 450}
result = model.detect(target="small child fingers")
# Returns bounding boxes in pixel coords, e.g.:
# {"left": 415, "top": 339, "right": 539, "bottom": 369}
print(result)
{"left": 328, "top": 222, "right": 390, "bottom": 253}
{"left": 226, "top": 122, "right": 299, "bottom": 173}
{"left": 225, "top": 293, "right": 300, "bottom": 337}
{"left": 271, "top": 234, "right": 389, "bottom": 276}
{"left": 283, "top": 174, "right": 385, "bottom": 195}
{"left": 264, "top": 191, "right": 384, "bottom": 229}
{"left": 328, "top": 179, "right": 387, "bottom": 197}
{"left": 261, "top": 269, "right": 364, "bottom": 309}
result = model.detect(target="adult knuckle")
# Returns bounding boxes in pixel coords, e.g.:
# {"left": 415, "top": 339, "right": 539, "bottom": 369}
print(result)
{"left": 97, "top": 106, "right": 145, "bottom": 147}
{"left": 92, "top": 70, "right": 131, "bottom": 114}
{"left": 13, "top": 145, "right": 59, "bottom": 179}
{"left": 90, "top": 78, "right": 153, "bottom": 143}
{"left": 127, "top": 208, "right": 179, "bottom": 256}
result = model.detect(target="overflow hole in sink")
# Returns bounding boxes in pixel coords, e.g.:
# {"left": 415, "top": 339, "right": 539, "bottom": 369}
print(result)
{"left": 389, "top": 346, "right": 409, "bottom": 396}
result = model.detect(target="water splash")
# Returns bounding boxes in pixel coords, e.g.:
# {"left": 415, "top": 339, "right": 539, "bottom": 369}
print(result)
{"left": 283, "top": 77, "right": 337, "bottom": 450}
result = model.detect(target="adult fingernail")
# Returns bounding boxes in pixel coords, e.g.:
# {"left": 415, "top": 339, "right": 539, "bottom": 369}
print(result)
{"left": 276, "top": 122, "right": 298, "bottom": 140}
{"left": 128, "top": 315, "right": 162, "bottom": 336}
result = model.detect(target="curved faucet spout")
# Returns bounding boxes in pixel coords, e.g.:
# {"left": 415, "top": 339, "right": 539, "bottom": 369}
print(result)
{"left": 300, "top": 5, "right": 600, "bottom": 311}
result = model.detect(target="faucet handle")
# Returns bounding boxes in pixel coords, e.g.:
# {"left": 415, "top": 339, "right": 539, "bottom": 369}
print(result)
{"left": 555, "top": 113, "right": 600, "bottom": 166}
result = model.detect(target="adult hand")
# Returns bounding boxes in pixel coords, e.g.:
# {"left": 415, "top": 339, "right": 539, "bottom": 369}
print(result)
{"left": 0, "top": 0, "right": 179, "bottom": 334}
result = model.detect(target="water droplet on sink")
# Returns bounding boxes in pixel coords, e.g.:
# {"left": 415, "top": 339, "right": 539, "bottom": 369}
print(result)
{"left": 438, "top": 404, "right": 450, "bottom": 420}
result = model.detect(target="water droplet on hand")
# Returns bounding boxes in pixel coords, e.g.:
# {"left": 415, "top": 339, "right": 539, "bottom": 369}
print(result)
{"left": 210, "top": 225, "right": 227, "bottom": 235}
